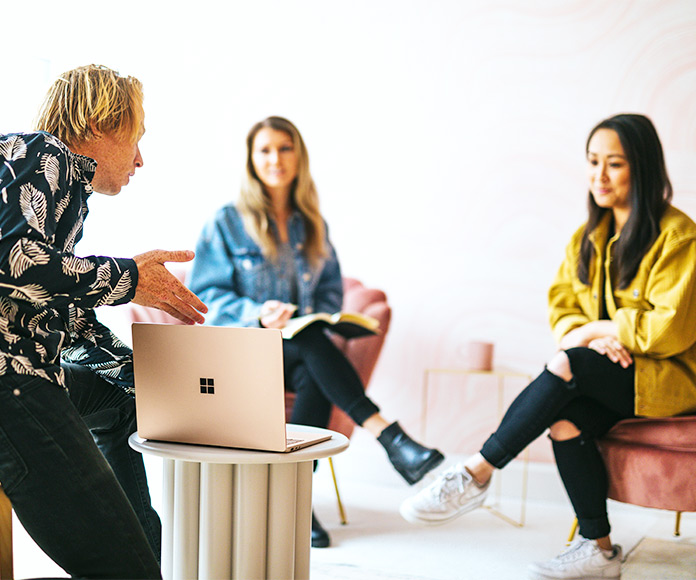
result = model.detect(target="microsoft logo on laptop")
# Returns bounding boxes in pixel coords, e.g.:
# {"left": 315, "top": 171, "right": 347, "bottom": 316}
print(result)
{"left": 200, "top": 378, "right": 215, "bottom": 394}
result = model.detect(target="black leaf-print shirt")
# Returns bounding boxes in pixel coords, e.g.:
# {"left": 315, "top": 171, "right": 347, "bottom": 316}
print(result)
{"left": 0, "top": 132, "right": 138, "bottom": 393}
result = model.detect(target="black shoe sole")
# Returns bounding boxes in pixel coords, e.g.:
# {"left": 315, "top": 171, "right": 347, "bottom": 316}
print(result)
{"left": 311, "top": 535, "right": 331, "bottom": 548}
{"left": 311, "top": 513, "right": 331, "bottom": 548}
{"left": 398, "top": 450, "right": 445, "bottom": 485}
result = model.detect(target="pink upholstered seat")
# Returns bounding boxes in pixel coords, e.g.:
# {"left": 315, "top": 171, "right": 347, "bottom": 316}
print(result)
{"left": 598, "top": 415, "right": 696, "bottom": 514}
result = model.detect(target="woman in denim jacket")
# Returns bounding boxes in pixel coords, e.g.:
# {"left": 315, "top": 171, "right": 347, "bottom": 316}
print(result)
{"left": 189, "top": 116, "right": 444, "bottom": 547}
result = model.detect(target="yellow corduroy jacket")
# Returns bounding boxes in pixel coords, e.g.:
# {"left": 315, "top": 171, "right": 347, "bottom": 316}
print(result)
{"left": 548, "top": 205, "right": 696, "bottom": 417}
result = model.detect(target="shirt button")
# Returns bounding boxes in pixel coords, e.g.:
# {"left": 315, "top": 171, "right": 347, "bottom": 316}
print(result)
{"left": 295, "top": 243, "right": 303, "bottom": 251}
{"left": 305, "top": 306, "right": 313, "bottom": 314}
{"left": 242, "top": 259, "right": 252, "bottom": 270}
{"left": 302, "top": 273, "right": 311, "bottom": 282}
{"left": 633, "top": 289, "right": 639, "bottom": 298}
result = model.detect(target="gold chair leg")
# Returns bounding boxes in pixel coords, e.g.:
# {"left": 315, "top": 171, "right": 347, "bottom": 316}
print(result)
{"left": 0, "top": 485, "right": 13, "bottom": 580}
{"left": 328, "top": 457, "right": 348, "bottom": 525}
{"left": 566, "top": 517, "right": 578, "bottom": 545}
{"left": 674, "top": 511, "right": 682, "bottom": 537}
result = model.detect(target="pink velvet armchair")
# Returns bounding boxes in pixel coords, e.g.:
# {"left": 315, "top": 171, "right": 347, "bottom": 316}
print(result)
{"left": 599, "top": 415, "right": 696, "bottom": 534}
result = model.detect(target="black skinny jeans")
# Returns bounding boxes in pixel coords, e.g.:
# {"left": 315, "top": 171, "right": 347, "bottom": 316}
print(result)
{"left": 283, "top": 325, "right": 380, "bottom": 428}
{"left": 0, "top": 364, "right": 161, "bottom": 579}
{"left": 480, "top": 347, "right": 635, "bottom": 539}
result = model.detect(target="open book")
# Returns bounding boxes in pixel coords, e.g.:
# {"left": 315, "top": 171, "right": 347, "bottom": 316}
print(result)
{"left": 281, "top": 311, "right": 380, "bottom": 340}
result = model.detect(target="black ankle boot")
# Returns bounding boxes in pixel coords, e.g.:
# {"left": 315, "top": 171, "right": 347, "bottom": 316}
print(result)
{"left": 311, "top": 511, "right": 330, "bottom": 548}
{"left": 377, "top": 421, "right": 445, "bottom": 485}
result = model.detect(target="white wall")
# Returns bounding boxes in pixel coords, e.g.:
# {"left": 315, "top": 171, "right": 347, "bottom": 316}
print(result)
{"left": 3, "top": 0, "right": 696, "bottom": 461}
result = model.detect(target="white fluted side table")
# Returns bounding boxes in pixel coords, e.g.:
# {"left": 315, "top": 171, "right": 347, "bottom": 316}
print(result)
{"left": 129, "top": 426, "right": 348, "bottom": 580}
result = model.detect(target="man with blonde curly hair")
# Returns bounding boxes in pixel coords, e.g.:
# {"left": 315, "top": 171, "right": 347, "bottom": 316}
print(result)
{"left": 0, "top": 64, "right": 206, "bottom": 578}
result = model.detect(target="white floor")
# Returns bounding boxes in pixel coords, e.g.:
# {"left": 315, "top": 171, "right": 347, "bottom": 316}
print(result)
{"left": 10, "top": 429, "right": 696, "bottom": 579}
{"left": 309, "top": 430, "right": 696, "bottom": 580}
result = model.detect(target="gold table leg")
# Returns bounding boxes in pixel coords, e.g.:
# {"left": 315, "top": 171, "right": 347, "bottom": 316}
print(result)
{"left": 328, "top": 457, "right": 347, "bottom": 525}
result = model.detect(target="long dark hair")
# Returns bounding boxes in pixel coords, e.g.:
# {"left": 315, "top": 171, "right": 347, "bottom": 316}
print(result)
{"left": 578, "top": 114, "right": 672, "bottom": 289}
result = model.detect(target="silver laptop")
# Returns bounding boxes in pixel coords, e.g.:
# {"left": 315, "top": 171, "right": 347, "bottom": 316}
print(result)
{"left": 132, "top": 322, "right": 331, "bottom": 452}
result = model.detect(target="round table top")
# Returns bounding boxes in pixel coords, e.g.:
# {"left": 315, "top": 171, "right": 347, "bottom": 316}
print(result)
{"left": 129, "top": 425, "right": 349, "bottom": 465}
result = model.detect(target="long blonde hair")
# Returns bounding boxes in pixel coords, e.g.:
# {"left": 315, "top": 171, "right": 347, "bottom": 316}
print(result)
{"left": 238, "top": 116, "right": 326, "bottom": 267}
{"left": 35, "top": 64, "right": 144, "bottom": 147}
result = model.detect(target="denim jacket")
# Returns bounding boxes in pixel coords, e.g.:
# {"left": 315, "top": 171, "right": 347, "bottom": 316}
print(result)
{"left": 189, "top": 204, "right": 343, "bottom": 327}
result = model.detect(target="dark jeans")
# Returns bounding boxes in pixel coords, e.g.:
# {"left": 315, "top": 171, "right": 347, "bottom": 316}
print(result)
{"left": 0, "top": 365, "right": 161, "bottom": 579}
{"left": 480, "top": 347, "right": 635, "bottom": 539}
{"left": 283, "top": 325, "right": 380, "bottom": 428}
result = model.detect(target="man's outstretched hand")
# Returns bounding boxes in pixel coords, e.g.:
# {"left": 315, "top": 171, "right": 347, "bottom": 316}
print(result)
{"left": 132, "top": 250, "right": 208, "bottom": 325}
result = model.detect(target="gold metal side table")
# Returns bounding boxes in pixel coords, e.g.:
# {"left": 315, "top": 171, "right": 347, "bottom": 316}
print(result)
{"left": 421, "top": 367, "right": 532, "bottom": 527}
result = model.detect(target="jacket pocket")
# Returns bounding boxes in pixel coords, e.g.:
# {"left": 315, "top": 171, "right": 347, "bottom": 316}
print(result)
{"left": 231, "top": 247, "right": 274, "bottom": 299}
{"left": 571, "top": 280, "right": 596, "bottom": 315}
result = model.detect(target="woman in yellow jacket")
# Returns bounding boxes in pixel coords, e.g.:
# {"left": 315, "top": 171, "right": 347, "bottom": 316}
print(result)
{"left": 400, "top": 114, "right": 696, "bottom": 579}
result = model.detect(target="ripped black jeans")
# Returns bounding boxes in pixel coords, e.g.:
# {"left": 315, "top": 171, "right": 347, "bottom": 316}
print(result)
{"left": 480, "top": 347, "right": 635, "bottom": 539}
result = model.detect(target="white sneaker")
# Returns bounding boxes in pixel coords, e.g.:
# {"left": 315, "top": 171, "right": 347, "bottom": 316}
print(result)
{"left": 528, "top": 539, "right": 622, "bottom": 579}
{"left": 399, "top": 463, "right": 490, "bottom": 525}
